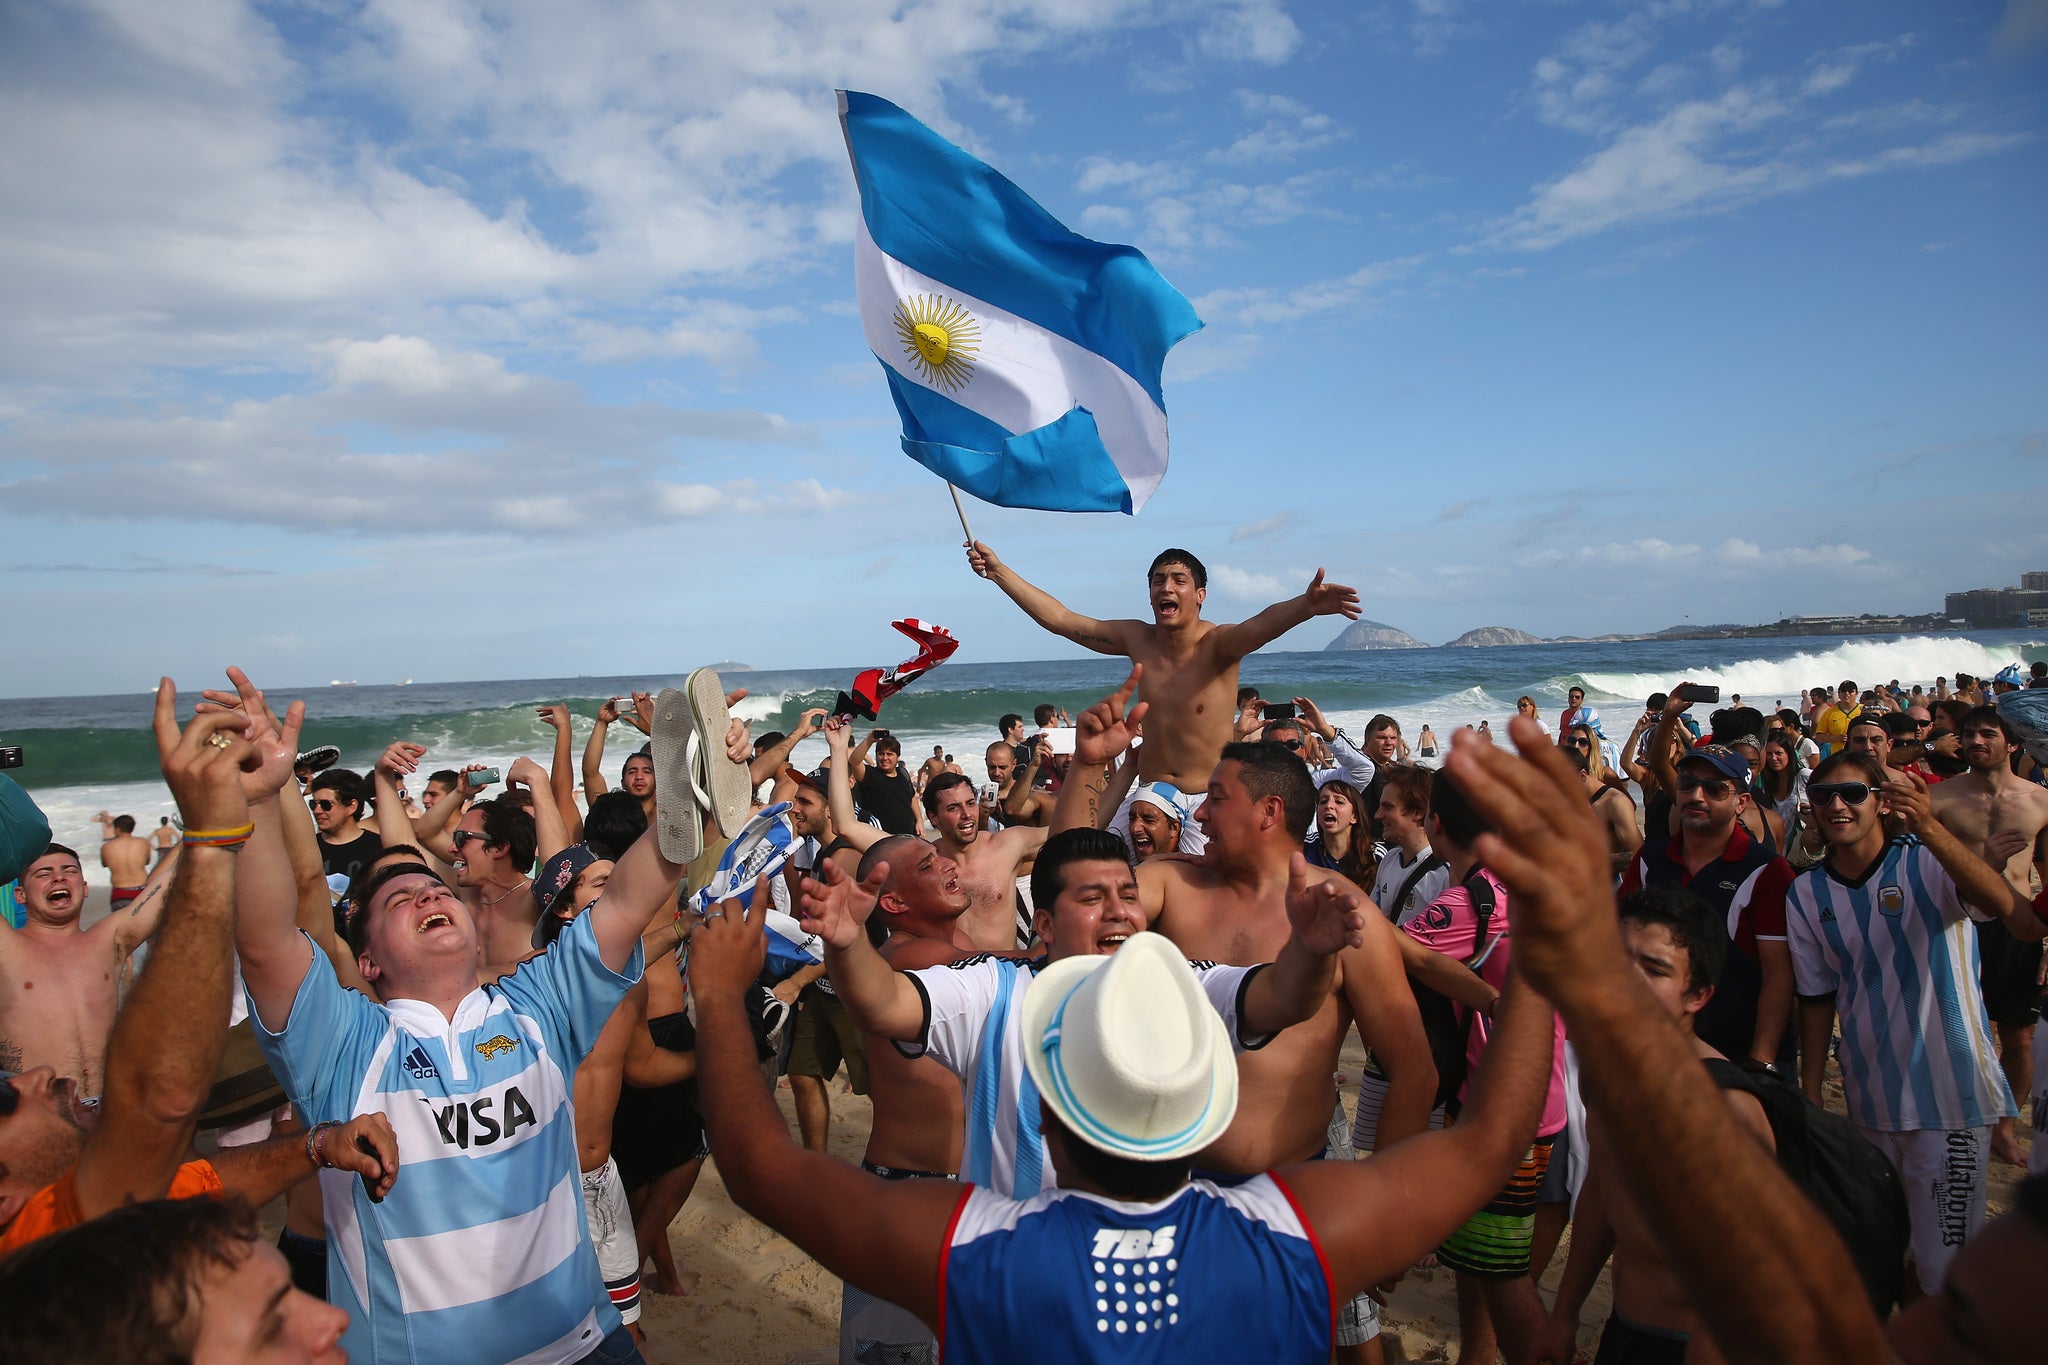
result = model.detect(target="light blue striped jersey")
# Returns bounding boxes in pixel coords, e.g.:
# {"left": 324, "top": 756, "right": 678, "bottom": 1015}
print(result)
{"left": 1784, "top": 836, "right": 2014, "bottom": 1132}
{"left": 900, "top": 955, "right": 1267, "bottom": 1199}
{"left": 253, "top": 914, "right": 643, "bottom": 1364}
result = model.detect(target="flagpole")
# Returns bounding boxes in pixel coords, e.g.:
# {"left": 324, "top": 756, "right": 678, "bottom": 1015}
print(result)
{"left": 947, "top": 483, "right": 975, "bottom": 544}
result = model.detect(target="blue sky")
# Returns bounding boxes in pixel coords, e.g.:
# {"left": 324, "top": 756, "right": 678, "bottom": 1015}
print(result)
{"left": 2, "top": 0, "right": 2044, "bottom": 696}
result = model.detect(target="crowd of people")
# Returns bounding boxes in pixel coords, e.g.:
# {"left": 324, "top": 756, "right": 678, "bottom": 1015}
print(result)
{"left": 0, "top": 541, "right": 2044, "bottom": 1364}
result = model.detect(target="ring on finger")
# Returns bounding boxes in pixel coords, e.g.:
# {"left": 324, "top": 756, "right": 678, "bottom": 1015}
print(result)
{"left": 208, "top": 733, "right": 233, "bottom": 750}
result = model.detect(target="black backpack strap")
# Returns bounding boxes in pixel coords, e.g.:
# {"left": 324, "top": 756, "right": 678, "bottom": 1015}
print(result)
{"left": 1388, "top": 853, "right": 1447, "bottom": 921}
{"left": 1462, "top": 867, "right": 1504, "bottom": 969}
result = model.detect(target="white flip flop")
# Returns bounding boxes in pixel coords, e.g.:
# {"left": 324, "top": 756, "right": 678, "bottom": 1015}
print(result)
{"left": 686, "top": 667, "right": 754, "bottom": 840}
{"left": 650, "top": 687, "right": 704, "bottom": 864}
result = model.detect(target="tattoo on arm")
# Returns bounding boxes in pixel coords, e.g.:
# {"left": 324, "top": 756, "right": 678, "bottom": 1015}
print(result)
{"left": 1074, "top": 633, "right": 1121, "bottom": 650}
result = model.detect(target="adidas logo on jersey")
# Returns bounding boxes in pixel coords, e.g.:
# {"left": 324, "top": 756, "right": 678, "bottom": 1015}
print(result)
{"left": 1817, "top": 907, "right": 1837, "bottom": 924}
{"left": 402, "top": 1044, "right": 439, "bottom": 1080}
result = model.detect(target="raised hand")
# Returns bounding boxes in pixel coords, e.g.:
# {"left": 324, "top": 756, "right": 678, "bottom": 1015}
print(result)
{"left": 1304, "top": 568, "right": 1362, "bottom": 621}
{"left": 457, "top": 763, "right": 494, "bottom": 797}
{"left": 153, "top": 679, "right": 257, "bottom": 833}
{"left": 376, "top": 742, "right": 426, "bottom": 781}
{"left": 323, "top": 1111, "right": 401, "bottom": 1202}
{"left": 793, "top": 706, "right": 829, "bottom": 740}
{"left": 627, "top": 691, "right": 655, "bottom": 736}
{"left": 1292, "top": 695, "right": 1334, "bottom": 741}
{"left": 965, "top": 539, "right": 1002, "bottom": 580}
{"left": 1234, "top": 698, "right": 1266, "bottom": 739}
{"left": 597, "top": 696, "right": 623, "bottom": 724}
{"left": 688, "top": 896, "right": 767, "bottom": 999}
{"left": 535, "top": 704, "right": 571, "bottom": 731}
{"left": 724, "top": 688, "right": 752, "bottom": 764}
{"left": 1443, "top": 717, "right": 1622, "bottom": 1003}
{"left": 1282, "top": 853, "right": 1369, "bottom": 955}
{"left": 1880, "top": 769, "right": 1934, "bottom": 835}
{"left": 506, "top": 756, "right": 549, "bottom": 791}
{"left": 824, "top": 715, "right": 852, "bottom": 760}
{"left": 1073, "top": 664, "right": 1149, "bottom": 766}
{"left": 196, "top": 666, "right": 306, "bottom": 800}
{"left": 797, "top": 857, "right": 888, "bottom": 952}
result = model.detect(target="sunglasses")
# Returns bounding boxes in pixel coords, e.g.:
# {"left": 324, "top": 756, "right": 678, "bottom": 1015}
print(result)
{"left": 307, "top": 799, "right": 337, "bottom": 812}
{"left": 1675, "top": 772, "right": 1735, "bottom": 798}
{"left": 451, "top": 830, "right": 490, "bottom": 850}
{"left": 1564, "top": 737, "right": 1592, "bottom": 750}
{"left": 1809, "top": 781, "right": 1873, "bottom": 807}
{"left": 1278, "top": 738, "right": 1304, "bottom": 751}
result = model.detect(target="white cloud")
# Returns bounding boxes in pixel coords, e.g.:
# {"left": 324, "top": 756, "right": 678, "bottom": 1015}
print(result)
{"left": 1229, "top": 512, "right": 1298, "bottom": 542}
{"left": 1195, "top": 257, "right": 1422, "bottom": 325}
{"left": 1520, "top": 538, "right": 1874, "bottom": 572}
{"left": 1210, "top": 564, "right": 1290, "bottom": 599}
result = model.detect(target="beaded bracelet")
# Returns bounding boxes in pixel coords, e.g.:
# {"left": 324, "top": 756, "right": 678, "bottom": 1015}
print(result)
{"left": 182, "top": 823, "right": 256, "bottom": 849}
{"left": 304, "top": 1121, "right": 340, "bottom": 1169}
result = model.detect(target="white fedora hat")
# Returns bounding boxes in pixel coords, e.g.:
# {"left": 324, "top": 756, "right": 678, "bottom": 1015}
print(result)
{"left": 1019, "top": 931, "right": 1238, "bottom": 1163}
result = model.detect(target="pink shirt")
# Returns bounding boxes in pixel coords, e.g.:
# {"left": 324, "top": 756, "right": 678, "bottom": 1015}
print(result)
{"left": 1402, "top": 869, "right": 1569, "bottom": 1136}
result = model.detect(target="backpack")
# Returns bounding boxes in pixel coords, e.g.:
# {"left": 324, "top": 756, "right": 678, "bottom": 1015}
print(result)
{"left": 1702, "top": 1058, "right": 1910, "bottom": 1313}
{"left": 1409, "top": 868, "right": 1500, "bottom": 1112}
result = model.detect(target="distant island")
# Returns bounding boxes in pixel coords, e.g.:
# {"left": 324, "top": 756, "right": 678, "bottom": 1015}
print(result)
{"left": 1321, "top": 618, "right": 1429, "bottom": 651}
{"left": 1443, "top": 626, "right": 1543, "bottom": 648}
{"left": 1323, "top": 610, "right": 1968, "bottom": 652}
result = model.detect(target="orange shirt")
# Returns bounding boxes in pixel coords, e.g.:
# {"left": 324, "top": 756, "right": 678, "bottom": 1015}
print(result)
{"left": 0, "top": 1158, "right": 223, "bottom": 1254}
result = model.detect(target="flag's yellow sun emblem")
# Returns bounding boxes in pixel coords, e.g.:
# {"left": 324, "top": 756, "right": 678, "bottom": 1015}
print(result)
{"left": 893, "top": 293, "right": 981, "bottom": 392}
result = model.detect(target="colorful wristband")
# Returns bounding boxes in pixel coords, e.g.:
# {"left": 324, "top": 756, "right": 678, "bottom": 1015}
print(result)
{"left": 182, "top": 823, "right": 255, "bottom": 848}
{"left": 305, "top": 1121, "right": 339, "bottom": 1169}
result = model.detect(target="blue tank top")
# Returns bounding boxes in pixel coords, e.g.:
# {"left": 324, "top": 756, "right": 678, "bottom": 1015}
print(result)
{"left": 940, "top": 1174, "right": 1333, "bottom": 1362}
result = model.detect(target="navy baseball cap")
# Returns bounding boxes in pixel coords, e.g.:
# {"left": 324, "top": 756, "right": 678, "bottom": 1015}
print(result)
{"left": 531, "top": 842, "right": 600, "bottom": 937}
{"left": 1679, "top": 744, "right": 1751, "bottom": 785}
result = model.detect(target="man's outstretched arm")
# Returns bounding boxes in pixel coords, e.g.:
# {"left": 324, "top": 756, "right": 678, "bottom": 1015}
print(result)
{"left": 1444, "top": 719, "right": 1888, "bottom": 1365}
{"left": 689, "top": 898, "right": 959, "bottom": 1329}
{"left": 74, "top": 683, "right": 254, "bottom": 1222}
{"left": 966, "top": 539, "right": 1137, "bottom": 656}
{"left": 1207, "top": 568, "right": 1361, "bottom": 661}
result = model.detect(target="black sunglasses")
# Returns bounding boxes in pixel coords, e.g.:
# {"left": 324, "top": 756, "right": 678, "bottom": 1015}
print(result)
{"left": 1564, "top": 737, "right": 1592, "bottom": 750}
{"left": 1278, "top": 738, "right": 1304, "bottom": 751}
{"left": 451, "top": 830, "right": 490, "bottom": 849}
{"left": 1809, "top": 781, "right": 1873, "bottom": 806}
{"left": 1675, "top": 772, "right": 1735, "bottom": 797}
{"left": 307, "top": 798, "right": 337, "bottom": 811}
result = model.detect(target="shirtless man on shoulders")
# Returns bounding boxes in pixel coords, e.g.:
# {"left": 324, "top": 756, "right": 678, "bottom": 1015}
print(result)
{"left": 966, "top": 541, "right": 1360, "bottom": 790}
{"left": 1537, "top": 886, "right": 1773, "bottom": 1365}
{"left": 1930, "top": 704, "right": 2048, "bottom": 1165}
{"left": 823, "top": 832, "right": 997, "bottom": 1365}
{"left": 0, "top": 843, "right": 175, "bottom": 1092}
{"left": 95, "top": 813, "right": 154, "bottom": 910}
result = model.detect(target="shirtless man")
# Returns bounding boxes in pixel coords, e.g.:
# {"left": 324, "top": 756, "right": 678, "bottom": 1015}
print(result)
{"left": 150, "top": 816, "right": 178, "bottom": 863}
{"left": 826, "top": 832, "right": 990, "bottom": 1365}
{"left": 1931, "top": 704, "right": 2048, "bottom": 1165}
{"left": 988, "top": 738, "right": 1052, "bottom": 827}
{"left": 966, "top": 541, "right": 1360, "bottom": 789}
{"left": 1113, "top": 740, "right": 1436, "bottom": 1173}
{"left": 95, "top": 813, "right": 153, "bottom": 910}
{"left": 922, "top": 772, "right": 1047, "bottom": 951}
{"left": 1538, "top": 887, "right": 1775, "bottom": 1364}
{"left": 0, "top": 843, "right": 174, "bottom": 1092}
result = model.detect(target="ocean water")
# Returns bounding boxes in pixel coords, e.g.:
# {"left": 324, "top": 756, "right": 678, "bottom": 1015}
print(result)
{"left": 5, "top": 630, "right": 2039, "bottom": 855}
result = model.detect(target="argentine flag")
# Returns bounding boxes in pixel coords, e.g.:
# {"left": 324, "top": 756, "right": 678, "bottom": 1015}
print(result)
{"left": 838, "top": 91, "right": 1201, "bottom": 515}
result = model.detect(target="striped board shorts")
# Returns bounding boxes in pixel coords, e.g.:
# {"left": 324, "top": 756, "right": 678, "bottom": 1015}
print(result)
{"left": 1437, "top": 1132, "right": 1557, "bottom": 1278}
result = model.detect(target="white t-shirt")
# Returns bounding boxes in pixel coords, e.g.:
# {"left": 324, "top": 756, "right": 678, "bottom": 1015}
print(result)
{"left": 1370, "top": 848, "right": 1450, "bottom": 926}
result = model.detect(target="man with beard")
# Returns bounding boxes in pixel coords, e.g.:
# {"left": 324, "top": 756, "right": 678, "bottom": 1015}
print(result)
{"left": 923, "top": 771, "right": 1049, "bottom": 952}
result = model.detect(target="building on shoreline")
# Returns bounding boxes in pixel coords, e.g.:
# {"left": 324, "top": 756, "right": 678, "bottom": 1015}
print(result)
{"left": 1946, "top": 573, "right": 2048, "bottom": 628}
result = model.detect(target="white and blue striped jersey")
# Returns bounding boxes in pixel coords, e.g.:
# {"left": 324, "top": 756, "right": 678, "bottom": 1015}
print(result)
{"left": 900, "top": 955, "right": 1268, "bottom": 1199}
{"left": 941, "top": 1175, "right": 1332, "bottom": 1362}
{"left": 1784, "top": 836, "right": 2015, "bottom": 1133}
{"left": 253, "top": 914, "right": 644, "bottom": 1364}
